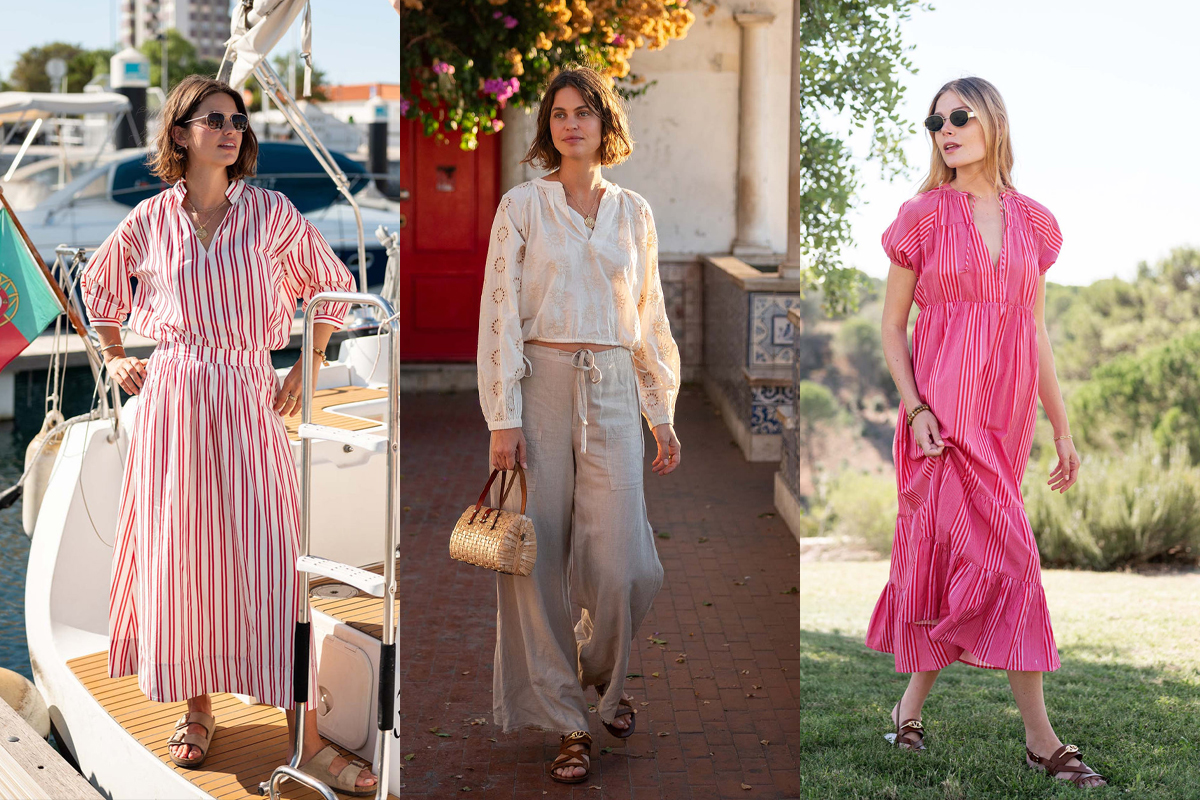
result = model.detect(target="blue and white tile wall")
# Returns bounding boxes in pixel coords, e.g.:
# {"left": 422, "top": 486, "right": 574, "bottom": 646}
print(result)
{"left": 748, "top": 293, "right": 801, "bottom": 434}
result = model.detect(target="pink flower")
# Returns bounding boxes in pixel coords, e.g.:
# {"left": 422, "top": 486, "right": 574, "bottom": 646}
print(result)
{"left": 503, "top": 15, "right": 518, "bottom": 28}
{"left": 399, "top": 97, "right": 411, "bottom": 114}
{"left": 492, "top": 119, "right": 505, "bottom": 132}
{"left": 612, "top": 34, "right": 627, "bottom": 46}
{"left": 493, "top": 10, "right": 502, "bottom": 18}
{"left": 433, "top": 60, "right": 455, "bottom": 75}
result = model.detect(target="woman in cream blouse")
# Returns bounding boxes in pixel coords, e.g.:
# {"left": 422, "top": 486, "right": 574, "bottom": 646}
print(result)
{"left": 476, "top": 66, "right": 682, "bottom": 784}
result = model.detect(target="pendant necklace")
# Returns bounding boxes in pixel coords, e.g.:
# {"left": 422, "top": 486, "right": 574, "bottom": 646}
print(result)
{"left": 187, "top": 198, "right": 226, "bottom": 240}
{"left": 566, "top": 184, "right": 602, "bottom": 229}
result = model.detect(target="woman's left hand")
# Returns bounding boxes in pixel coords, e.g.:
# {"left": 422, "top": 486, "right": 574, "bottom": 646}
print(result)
{"left": 273, "top": 355, "right": 319, "bottom": 417}
{"left": 1048, "top": 436, "right": 1080, "bottom": 493}
{"left": 650, "top": 423, "right": 681, "bottom": 476}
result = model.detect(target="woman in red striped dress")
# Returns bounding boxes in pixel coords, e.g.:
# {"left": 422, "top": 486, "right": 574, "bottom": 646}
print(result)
{"left": 864, "top": 77, "right": 1105, "bottom": 788}
{"left": 81, "top": 75, "right": 376, "bottom": 794}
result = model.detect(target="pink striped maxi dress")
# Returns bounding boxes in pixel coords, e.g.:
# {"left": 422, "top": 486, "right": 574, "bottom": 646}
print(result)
{"left": 80, "top": 178, "right": 355, "bottom": 706}
{"left": 864, "top": 183, "right": 1064, "bottom": 674}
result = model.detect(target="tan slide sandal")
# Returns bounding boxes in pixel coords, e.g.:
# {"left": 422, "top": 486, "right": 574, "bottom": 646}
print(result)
{"left": 167, "top": 711, "right": 215, "bottom": 768}
{"left": 298, "top": 744, "right": 377, "bottom": 796}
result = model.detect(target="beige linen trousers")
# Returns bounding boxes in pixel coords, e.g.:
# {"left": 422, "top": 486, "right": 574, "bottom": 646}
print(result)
{"left": 491, "top": 344, "right": 665, "bottom": 733}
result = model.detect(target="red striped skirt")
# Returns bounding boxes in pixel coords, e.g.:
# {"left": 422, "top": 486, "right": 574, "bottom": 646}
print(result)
{"left": 108, "top": 341, "right": 318, "bottom": 706}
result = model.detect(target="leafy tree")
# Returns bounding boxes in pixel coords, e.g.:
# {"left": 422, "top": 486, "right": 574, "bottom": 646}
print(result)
{"left": 1072, "top": 329, "right": 1200, "bottom": 463}
{"left": 137, "top": 30, "right": 223, "bottom": 94}
{"left": 794, "top": 0, "right": 929, "bottom": 312}
{"left": 5, "top": 42, "right": 101, "bottom": 93}
{"left": 794, "top": 380, "right": 840, "bottom": 478}
{"left": 837, "top": 317, "right": 886, "bottom": 407}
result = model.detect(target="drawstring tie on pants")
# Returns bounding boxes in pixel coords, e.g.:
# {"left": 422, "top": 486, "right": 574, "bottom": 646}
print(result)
{"left": 571, "top": 348, "right": 603, "bottom": 453}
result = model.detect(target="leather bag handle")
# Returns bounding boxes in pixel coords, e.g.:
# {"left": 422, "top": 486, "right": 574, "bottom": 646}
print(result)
{"left": 472, "top": 464, "right": 529, "bottom": 518}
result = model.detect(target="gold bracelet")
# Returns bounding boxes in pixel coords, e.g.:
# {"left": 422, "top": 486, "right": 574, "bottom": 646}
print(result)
{"left": 312, "top": 346, "right": 328, "bottom": 366}
{"left": 1054, "top": 434, "right": 1073, "bottom": 442}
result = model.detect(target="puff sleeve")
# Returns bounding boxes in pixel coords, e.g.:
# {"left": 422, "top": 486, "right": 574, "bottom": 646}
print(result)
{"left": 881, "top": 196, "right": 937, "bottom": 275}
{"left": 630, "top": 196, "right": 680, "bottom": 429}
{"left": 81, "top": 208, "right": 145, "bottom": 327}
{"left": 477, "top": 191, "right": 529, "bottom": 431}
{"left": 1023, "top": 198, "right": 1063, "bottom": 275}
{"left": 272, "top": 193, "right": 356, "bottom": 325}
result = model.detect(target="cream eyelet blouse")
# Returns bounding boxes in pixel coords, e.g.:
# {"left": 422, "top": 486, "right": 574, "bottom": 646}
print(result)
{"left": 476, "top": 177, "right": 681, "bottom": 432}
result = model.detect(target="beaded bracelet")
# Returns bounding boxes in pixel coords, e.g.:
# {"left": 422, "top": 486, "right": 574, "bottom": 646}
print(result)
{"left": 906, "top": 403, "right": 932, "bottom": 427}
{"left": 312, "top": 346, "right": 328, "bottom": 366}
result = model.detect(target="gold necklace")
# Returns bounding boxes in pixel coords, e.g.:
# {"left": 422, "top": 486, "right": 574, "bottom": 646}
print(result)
{"left": 187, "top": 198, "right": 227, "bottom": 240}
{"left": 565, "top": 184, "right": 603, "bottom": 229}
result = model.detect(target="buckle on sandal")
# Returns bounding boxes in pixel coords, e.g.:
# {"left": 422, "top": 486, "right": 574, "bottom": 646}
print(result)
{"left": 904, "top": 720, "right": 923, "bottom": 729}
{"left": 563, "top": 731, "right": 589, "bottom": 744}
{"left": 1062, "top": 744, "right": 1078, "bottom": 753}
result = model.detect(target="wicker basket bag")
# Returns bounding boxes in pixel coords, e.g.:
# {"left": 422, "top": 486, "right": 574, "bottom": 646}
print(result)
{"left": 449, "top": 465, "right": 537, "bottom": 576}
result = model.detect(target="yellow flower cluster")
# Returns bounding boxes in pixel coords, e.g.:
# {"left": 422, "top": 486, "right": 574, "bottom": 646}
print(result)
{"left": 537, "top": 0, "right": 695, "bottom": 78}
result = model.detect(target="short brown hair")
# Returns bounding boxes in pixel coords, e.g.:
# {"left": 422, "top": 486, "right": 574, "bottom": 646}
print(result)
{"left": 522, "top": 67, "right": 633, "bottom": 171}
{"left": 149, "top": 74, "right": 258, "bottom": 183}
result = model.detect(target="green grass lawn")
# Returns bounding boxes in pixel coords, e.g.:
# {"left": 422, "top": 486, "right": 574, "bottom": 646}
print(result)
{"left": 800, "top": 561, "right": 1200, "bottom": 799}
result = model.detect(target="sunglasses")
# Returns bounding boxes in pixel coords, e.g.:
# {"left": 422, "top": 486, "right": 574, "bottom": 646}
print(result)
{"left": 181, "top": 112, "right": 250, "bottom": 132}
{"left": 924, "top": 109, "right": 976, "bottom": 133}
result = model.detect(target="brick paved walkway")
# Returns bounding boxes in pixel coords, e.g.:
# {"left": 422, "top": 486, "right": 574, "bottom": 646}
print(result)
{"left": 398, "top": 386, "right": 800, "bottom": 799}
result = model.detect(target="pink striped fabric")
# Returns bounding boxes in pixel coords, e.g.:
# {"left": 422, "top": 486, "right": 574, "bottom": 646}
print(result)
{"left": 80, "top": 178, "right": 355, "bottom": 705}
{"left": 864, "top": 183, "right": 1064, "bottom": 673}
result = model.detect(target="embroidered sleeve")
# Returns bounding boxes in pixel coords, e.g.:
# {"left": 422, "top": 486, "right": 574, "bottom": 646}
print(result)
{"left": 272, "top": 194, "right": 356, "bottom": 325}
{"left": 81, "top": 208, "right": 145, "bottom": 327}
{"left": 477, "top": 193, "right": 528, "bottom": 431}
{"left": 630, "top": 198, "right": 680, "bottom": 428}
{"left": 881, "top": 195, "right": 937, "bottom": 275}
{"left": 1023, "top": 198, "right": 1063, "bottom": 275}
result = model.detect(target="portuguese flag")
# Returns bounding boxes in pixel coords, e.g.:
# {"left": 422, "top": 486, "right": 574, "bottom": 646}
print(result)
{"left": 0, "top": 203, "right": 64, "bottom": 371}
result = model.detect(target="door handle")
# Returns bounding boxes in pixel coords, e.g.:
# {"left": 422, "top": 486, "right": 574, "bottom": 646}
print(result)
{"left": 398, "top": 213, "right": 407, "bottom": 229}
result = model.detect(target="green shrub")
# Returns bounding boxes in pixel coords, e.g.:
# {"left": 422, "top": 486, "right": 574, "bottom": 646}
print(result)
{"left": 1024, "top": 437, "right": 1200, "bottom": 569}
{"left": 822, "top": 470, "right": 898, "bottom": 555}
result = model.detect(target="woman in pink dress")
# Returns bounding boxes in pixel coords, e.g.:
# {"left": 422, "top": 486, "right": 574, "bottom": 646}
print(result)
{"left": 81, "top": 75, "right": 376, "bottom": 794}
{"left": 864, "top": 77, "right": 1105, "bottom": 788}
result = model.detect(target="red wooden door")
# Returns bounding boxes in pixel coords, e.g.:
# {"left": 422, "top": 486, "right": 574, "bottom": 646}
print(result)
{"left": 398, "top": 119, "right": 500, "bottom": 361}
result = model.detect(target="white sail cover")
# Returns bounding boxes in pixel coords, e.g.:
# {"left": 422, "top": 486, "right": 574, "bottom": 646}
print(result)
{"left": 220, "top": 0, "right": 313, "bottom": 96}
{"left": 0, "top": 92, "right": 131, "bottom": 122}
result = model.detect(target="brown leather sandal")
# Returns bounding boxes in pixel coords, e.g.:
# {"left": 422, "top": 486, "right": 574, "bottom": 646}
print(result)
{"left": 549, "top": 731, "right": 592, "bottom": 784}
{"left": 1026, "top": 743, "right": 1107, "bottom": 788}
{"left": 596, "top": 684, "right": 636, "bottom": 739}
{"left": 887, "top": 701, "right": 925, "bottom": 752}
{"left": 166, "top": 711, "right": 215, "bottom": 768}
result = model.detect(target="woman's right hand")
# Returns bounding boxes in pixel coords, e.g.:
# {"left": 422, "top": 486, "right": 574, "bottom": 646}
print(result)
{"left": 107, "top": 356, "right": 148, "bottom": 395}
{"left": 490, "top": 428, "right": 528, "bottom": 471}
{"left": 911, "top": 410, "right": 944, "bottom": 457}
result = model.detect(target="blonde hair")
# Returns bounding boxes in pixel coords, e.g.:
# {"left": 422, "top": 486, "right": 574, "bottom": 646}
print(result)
{"left": 918, "top": 77, "right": 1014, "bottom": 196}
{"left": 149, "top": 74, "right": 258, "bottom": 184}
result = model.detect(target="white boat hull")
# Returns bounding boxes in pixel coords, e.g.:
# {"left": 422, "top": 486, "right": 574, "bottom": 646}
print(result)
{"left": 27, "top": 336, "right": 402, "bottom": 798}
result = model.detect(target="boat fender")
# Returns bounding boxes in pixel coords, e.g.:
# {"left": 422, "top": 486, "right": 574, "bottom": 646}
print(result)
{"left": 23, "top": 409, "right": 66, "bottom": 537}
{"left": 0, "top": 668, "right": 51, "bottom": 739}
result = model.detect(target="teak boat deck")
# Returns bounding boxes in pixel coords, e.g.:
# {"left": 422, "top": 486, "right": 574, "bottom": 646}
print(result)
{"left": 280, "top": 385, "right": 388, "bottom": 442}
{"left": 67, "top": 569, "right": 398, "bottom": 798}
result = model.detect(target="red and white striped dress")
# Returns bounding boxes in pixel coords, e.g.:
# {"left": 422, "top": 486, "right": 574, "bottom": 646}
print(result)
{"left": 81, "top": 178, "right": 355, "bottom": 706}
{"left": 864, "top": 183, "right": 1064, "bottom": 673}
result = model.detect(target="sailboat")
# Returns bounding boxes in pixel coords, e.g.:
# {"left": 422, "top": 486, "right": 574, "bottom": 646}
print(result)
{"left": 22, "top": 2, "right": 401, "bottom": 798}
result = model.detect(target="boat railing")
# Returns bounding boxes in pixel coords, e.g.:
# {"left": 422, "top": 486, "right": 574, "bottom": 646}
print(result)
{"left": 265, "top": 291, "right": 398, "bottom": 800}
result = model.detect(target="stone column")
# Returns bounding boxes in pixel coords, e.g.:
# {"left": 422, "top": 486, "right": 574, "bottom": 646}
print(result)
{"left": 780, "top": 0, "right": 804, "bottom": 280}
{"left": 732, "top": 10, "right": 776, "bottom": 259}
{"left": 499, "top": 103, "right": 536, "bottom": 192}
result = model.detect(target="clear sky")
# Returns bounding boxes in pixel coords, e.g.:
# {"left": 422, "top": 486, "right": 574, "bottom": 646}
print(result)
{"left": 0, "top": 0, "right": 399, "bottom": 88}
{"left": 842, "top": 0, "right": 1200, "bottom": 287}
